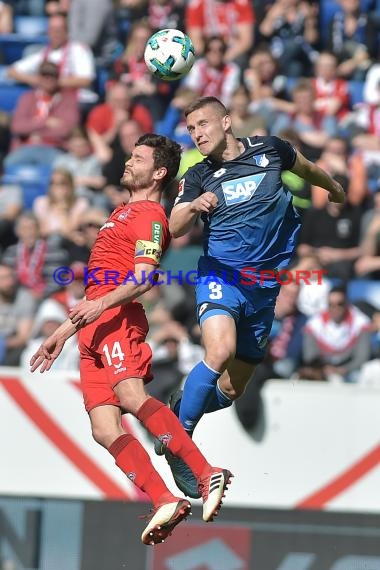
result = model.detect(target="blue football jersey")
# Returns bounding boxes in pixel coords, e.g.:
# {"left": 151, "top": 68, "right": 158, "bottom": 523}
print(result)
{"left": 175, "top": 135, "right": 301, "bottom": 274}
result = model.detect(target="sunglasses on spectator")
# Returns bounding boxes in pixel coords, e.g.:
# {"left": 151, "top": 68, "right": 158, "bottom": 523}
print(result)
{"left": 41, "top": 71, "right": 59, "bottom": 78}
{"left": 328, "top": 300, "right": 346, "bottom": 307}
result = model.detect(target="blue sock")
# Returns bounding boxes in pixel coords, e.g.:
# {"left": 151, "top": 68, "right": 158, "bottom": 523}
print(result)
{"left": 205, "top": 379, "right": 233, "bottom": 413}
{"left": 179, "top": 360, "right": 221, "bottom": 434}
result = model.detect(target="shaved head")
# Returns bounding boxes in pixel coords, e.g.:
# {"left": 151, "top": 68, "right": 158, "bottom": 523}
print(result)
{"left": 184, "top": 96, "right": 227, "bottom": 118}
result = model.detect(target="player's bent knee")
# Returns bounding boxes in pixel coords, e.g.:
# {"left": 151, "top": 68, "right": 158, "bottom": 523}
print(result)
{"left": 91, "top": 425, "right": 122, "bottom": 449}
{"left": 205, "top": 347, "right": 235, "bottom": 372}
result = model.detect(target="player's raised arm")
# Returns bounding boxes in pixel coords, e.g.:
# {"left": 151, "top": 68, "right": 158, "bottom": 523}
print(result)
{"left": 169, "top": 192, "right": 218, "bottom": 237}
{"left": 290, "top": 149, "right": 346, "bottom": 204}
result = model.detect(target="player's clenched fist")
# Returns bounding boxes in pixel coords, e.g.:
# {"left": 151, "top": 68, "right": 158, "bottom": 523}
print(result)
{"left": 190, "top": 192, "right": 218, "bottom": 214}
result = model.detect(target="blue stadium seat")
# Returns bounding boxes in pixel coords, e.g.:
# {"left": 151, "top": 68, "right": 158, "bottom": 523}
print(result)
{"left": 347, "top": 279, "right": 380, "bottom": 309}
{"left": 14, "top": 16, "right": 48, "bottom": 36}
{"left": 3, "top": 164, "right": 52, "bottom": 209}
{"left": 348, "top": 80, "right": 365, "bottom": 107}
{"left": 0, "top": 83, "right": 31, "bottom": 112}
{"left": 0, "top": 33, "right": 48, "bottom": 64}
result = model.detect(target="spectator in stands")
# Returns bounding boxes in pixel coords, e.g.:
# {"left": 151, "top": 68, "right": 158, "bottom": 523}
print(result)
{"left": 53, "top": 127, "right": 106, "bottom": 207}
{"left": 0, "top": 1, "right": 13, "bottom": 34}
{"left": 326, "top": 0, "right": 376, "bottom": 81}
{"left": 49, "top": 260, "right": 86, "bottom": 313}
{"left": 60, "top": 207, "right": 108, "bottom": 264}
{"left": 363, "top": 58, "right": 380, "bottom": 106}
{"left": 148, "top": 319, "right": 204, "bottom": 405}
{"left": 297, "top": 199, "right": 362, "bottom": 281}
{"left": 355, "top": 187, "right": 380, "bottom": 279}
{"left": 345, "top": 76, "right": 380, "bottom": 193}
{"left": 0, "top": 163, "right": 23, "bottom": 253}
{"left": 101, "top": 118, "right": 143, "bottom": 207}
{"left": 227, "top": 86, "right": 267, "bottom": 138}
{"left": 148, "top": 0, "right": 185, "bottom": 32}
{"left": 33, "top": 168, "right": 89, "bottom": 240}
{"left": 235, "top": 281, "right": 307, "bottom": 432}
{"left": 5, "top": 61, "right": 79, "bottom": 167}
{"left": 114, "top": 0, "right": 150, "bottom": 44}
{"left": 182, "top": 36, "right": 240, "bottom": 107}
{"left": 311, "top": 136, "right": 368, "bottom": 208}
{"left": 243, "top": 46, "right": 293, "bottom": 126}
{"left": 67, "top": 0, "right": 119, "bottom": 69}
{"left": 271, "top": 78, "right": 339, "bottom": 161}
{"left": 1, "top": 211, "right": 68, "bottom": 299}
{"left": 86, "top": 81, "right": 152, "bottom": 151}
{"left": 0, "top": 263, "right": 36, "bottom": 366}
{"left": 7, "top": 12, "right": 97, "bottom": 105}
{"left": 312, "top": 51, "right": 351, "bottom": 123}
{"left": 259, "top": 0, "right": 319, "bottom": 77}
{"left": 300, "top": 285, "right": 372, "bottom": 382}
{"left": 109, "top": 20, "right": 171, "bottom": 122}
{"left": 45, "top": 0, "right": 70, "bottom": 16}
{"left": 185, "top": 0, "right": 255, "bottom": 67}
{"left": 278, "top": 127, "right": 312, "bottom": 214}
{"left": 155, "top": 86, "right": 198, "bottom": 149}
{"left": 291, "top": 254, "right": 332, "bottom": 317}
{"left": 20, "top": 298, "right": 79, "bottom": 370}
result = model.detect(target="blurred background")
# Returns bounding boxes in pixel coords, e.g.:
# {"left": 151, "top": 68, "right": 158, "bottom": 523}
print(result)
{"left": 1, "top": 0, "right": 380, "bottom": 568}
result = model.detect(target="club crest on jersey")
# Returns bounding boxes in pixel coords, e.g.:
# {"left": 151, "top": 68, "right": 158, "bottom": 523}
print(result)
{"left": 253, "top": 153, "right": 269, "bottom": 167}
{"left": 178, "top": 178, "right": 185, "bottom": 196}
{"left": 222, "top": 173, "right": 266, "bottom": 205}
{"left": 117, "top": 208, "right": 131, "bottom": 221}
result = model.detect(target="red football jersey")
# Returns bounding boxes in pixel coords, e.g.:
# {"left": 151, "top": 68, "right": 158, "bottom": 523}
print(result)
{"left": 85, "top": 201, "right": 170, "bottom": 300}
{"left": 186, "top": 0, "right": 255, "bottom": 41}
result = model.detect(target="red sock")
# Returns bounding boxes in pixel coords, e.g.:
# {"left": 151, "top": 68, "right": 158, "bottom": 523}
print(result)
{"left": 137, "top": 398, "right": 209, "bottom": 479}
{"left": 109, "top": 434, "right": 176, "bottom": 507}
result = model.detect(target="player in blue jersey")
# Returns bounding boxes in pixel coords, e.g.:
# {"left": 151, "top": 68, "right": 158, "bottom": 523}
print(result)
{"left": 155, "top": 96, "right": 345, "bottom": 498}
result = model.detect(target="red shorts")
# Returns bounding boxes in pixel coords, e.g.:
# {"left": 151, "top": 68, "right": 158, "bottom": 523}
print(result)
{"left": 78, "top": 302, "right": 153, "bottom": 412}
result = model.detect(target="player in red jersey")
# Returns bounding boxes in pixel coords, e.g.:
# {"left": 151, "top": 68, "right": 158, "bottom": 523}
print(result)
{"left": 30, "top": 134, "right": 232, "bottom": 545}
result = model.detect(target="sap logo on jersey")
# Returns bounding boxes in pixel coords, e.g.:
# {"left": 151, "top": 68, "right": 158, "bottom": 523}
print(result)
{"left": 222, "top": 173, "right": 266, "bottom": 205}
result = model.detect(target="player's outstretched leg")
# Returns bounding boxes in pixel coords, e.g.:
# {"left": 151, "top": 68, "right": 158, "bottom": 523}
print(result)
{"left": 108, "top": 433, "right": 191, "bottom": 545}
{"left": 155, "top": 388, "right": 232, "bottom": 500}
{"left": 154, "top": 389, "right": 201, "bottom": 498}
{"left": 138, "top": 397, "right": 233, "bottom": 512}
{"left": 141, "top": 494, "right": 192, "bottom": 545}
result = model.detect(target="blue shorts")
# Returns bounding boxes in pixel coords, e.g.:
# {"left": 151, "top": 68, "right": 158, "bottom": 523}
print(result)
{"left": 196, "top": 274, "right": 280, "bottom": 363}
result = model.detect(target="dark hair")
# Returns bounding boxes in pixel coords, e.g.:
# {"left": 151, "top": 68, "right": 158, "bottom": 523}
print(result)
{"left": 69, "top": 126, "right": 90, "bottom": 142}
{"left": 39, "top": 60, "right": 60, "bottom": 77}
{"left": 329, "top": 284, "right": 347, "bottom": 297}
{"left": 184, "top": 96, "right": 228, "bottom": 118}
{"left": 135, "top": 134, "right": 182, "bottom": 187}
{"left": 205, "top": 35, "right": 227, "bottom": 54}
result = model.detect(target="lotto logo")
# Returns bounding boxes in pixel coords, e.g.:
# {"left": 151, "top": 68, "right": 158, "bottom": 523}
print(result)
{"left": 222, "top": 173, "right": 266, "bottom": 205}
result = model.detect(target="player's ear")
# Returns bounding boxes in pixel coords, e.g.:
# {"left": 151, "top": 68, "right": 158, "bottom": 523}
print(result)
{"left": 222, "top": 114, "right": 232, "bottom": 132}
{"left": 154, "top": 166, "right": 167, "bottom": 182}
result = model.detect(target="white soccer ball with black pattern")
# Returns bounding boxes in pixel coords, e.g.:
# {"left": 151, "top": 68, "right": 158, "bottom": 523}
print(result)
{"left": 144, "top": 29, "right": 195, "bottom": 81}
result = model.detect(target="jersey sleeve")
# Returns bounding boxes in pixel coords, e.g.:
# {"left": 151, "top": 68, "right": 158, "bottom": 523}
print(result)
{"left": 269, "top": 136, "right": 297, "bottom": 171}
{"left": 130, "top": 211, "right": 169, "bottom": 266}
{"left": 174, "top": 166, "right": 203, "bottom": 206}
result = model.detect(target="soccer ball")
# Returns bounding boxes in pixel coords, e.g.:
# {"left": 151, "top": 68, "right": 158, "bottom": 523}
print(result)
{"left": 144, "top": 29, "right": 195, "bottom": 81}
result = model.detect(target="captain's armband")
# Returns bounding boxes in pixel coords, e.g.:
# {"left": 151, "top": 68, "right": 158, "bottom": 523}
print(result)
{"left": 135, "top": 240, "right": 162, "bottom": 263}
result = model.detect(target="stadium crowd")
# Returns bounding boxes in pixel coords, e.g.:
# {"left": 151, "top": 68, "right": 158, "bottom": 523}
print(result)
{"left": 1, "top": 0, "right": 380, "bottom": 430}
